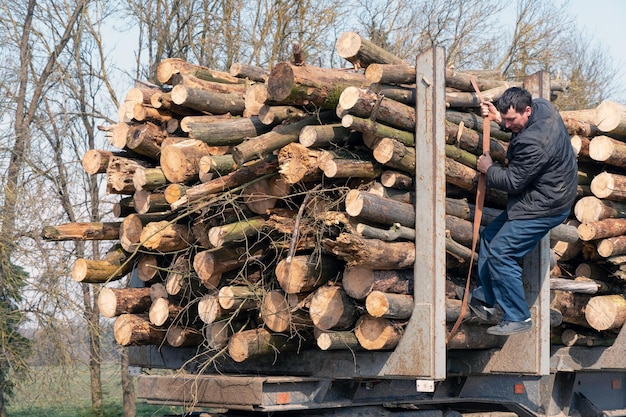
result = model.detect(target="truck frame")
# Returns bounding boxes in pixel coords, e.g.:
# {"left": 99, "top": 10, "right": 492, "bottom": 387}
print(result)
{"left": 129, "top": 48, "right": 626, "bottom": 417}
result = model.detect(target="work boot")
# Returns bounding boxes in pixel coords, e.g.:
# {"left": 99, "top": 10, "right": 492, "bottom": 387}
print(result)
{"left": 455, "top": 285, "right": 496, "bottom": 321}
{"left": 486, "top": 318, "right": 532, "bottom": 336}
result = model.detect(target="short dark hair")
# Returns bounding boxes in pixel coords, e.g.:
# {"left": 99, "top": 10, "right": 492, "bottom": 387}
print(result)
{"left": 497, "top": 87, "right": 532, "bottom": 114}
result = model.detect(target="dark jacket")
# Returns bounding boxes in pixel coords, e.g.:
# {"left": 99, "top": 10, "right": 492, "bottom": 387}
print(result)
{"left": 486, "top": 98, "right": 578, "bottom": 220}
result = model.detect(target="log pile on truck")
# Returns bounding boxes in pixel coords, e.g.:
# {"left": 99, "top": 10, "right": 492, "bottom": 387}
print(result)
{"left": 41, "top": 31, "right": 626, "bottom": 360}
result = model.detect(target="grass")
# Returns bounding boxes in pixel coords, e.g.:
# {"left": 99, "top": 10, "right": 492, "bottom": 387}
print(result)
{"left": 6, "top": 362, "right": 185, "bottom": 417}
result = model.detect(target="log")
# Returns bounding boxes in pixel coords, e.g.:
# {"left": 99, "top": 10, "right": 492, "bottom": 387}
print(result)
{"left": 171, "top": 85, "right": 245, "bottom": 115}
{"left": 275, "top": 254, "right": 343, "bottom": 294}
{"left": 341, "top": 115, "right": 415, "bottom": 147}
{"left": 258, "top": 105, "right": 308, "bottom": 125}
{"left": 72, "top": 257, "right": 132, "bottom": 284}
{"left": 164, "top": 184, "right": 188, "bottom": 204}
{"left": 550, "top": 290, "right": 591, "bottom": 327}
{"left": 354, "top": 314, "right": 402, "bottom": 350}
{"left": 150, "top": 91, "right": 203, "bottom": 117}
{"left": 345, "top": 190, "right": 415, "bottom": 228}
{"left": 243, "top": 175, "right": 289, "bottom": 215}
{"left": 82, "top": 149, "right": 119, "bottom": 175}
{"left": 365, "top": 63, "right": 415, "bottom": 85}
{"left": 139, "top": 221, "right": 194, "bottom": 252}
{"left": 261, "top": 290, "right": 312, "bottom": 333}
{"left": 197, "top": 294, "right": 230, "bottom": 324}
{"left": 299, "top": 124, "right": 354, "bottom": 148}
{"left": 594, "top": 100, "right": 626, "bottom": 137}
{"left": 550, "top": 277, "right": 614, "bottom": 294}
{"left": 136, "top": 254, "right": 167, "bottom": 283}
{"left": 150, "top": 283, "right": 169, "bottom": 301}
{"left": 589, "top": 135, "right": 626, "bottom": 167}
{"left": 446, "top": 157, "right": 478, "bottom": 191}
{"left": 446, "top": 323, "right": 506, "bottom": 350}
{"left": 371, "top": 137, "right": 416, "bottom": 174}
{"left": 365, "top": 291, "right": 413, "bottom": 320}
{"left": 585, "top": 294, "right": 626, "bottom": 331}
{"left": 114, "top": 314, "right": 167, "bottom": 347}
{"left": 170, "top": 72, "right": 246, "bottom": 94}
{"left": 339, "top": 87, "right": 415, "bottom": 132}
{"left": 227, "top": 327, "right": 297, "bottom": 363}
{"left": 380, "top": 170, "right": 413, "bottom": 189}
{"left": 445, "top": 120, "right": 508, "bottom": 162}
{"left": 98, "top": 287, "right": 152, "bottom": 318}
{"left": 218, "top": 286, "right": 262, "bottom": 310}
{"left": 266, "top": 61, "right": 369, "bottom": 108}
{"left": 319, "top": 155, "right": 381, "bottom": 180}
{"left": 335, "top": 32, "right": 405, "bottom": 68}
{"left": 125, "top": 86, "right": 161, "bottom": 105}
{"left": 164, "top": 255, "right": 205, "bottom": 298}
{"left": 148, "top": 297, "right": 183, "bottom": 327}
{"left": 166, "top": 326, "right": 204, "bottom": 347}
{"left": 315, "top": 330, "right": 361, "bottom": 351}
{"left": 133, "top": 167, "right": 168, "bottom": 192}
{"left": 193, "top": 247, "right": 249, "bottom": 289}
{"left": 180, "top": 114, "right": 237, "bottom": 132}
{"left": 574, "top": 196, "right": 626, "bottom": 223}
{"left": 199, "top": 154, "right": 237, "bottom": 176}
{"left": 309, "top": 285, "right": 357, "bottom": 331}
{"left": 561, "top": 115, "right": 599, "bottom": 137}
{"left": 445, "top": 110, "right": 511, "bottom": 142}
{"left": 133, "top": 190, "right": 170, "bottom": 215}
{"left": 229, "top": 62, "right": 269, "bottom": 82}
{"left": 41, "top": 222, "right": 121, "bottom": 241}
{"left": 277, "top": 142, "right": 324, "bottom": 184}
{"left": 119, "top": 213, "right": 171, "bottom": 252}
{"left": 446, "top": 83, "right": 513, "bottom": 108}
{"left": 578, "top": 218, "right": 626, "bottom": 241}
{"left": 208, "top": 217, "right": 266, "bottom": 248}
{"left": 232, "top": 112, "right": 336, "bottom": 166}
{"left": 243, "top": 83, "right": 269, "bottom": 116}
{"left": 131, "top": 103, "right": 172, "bottom": 124}
{"left": 323, "top": 233, "right": 415, "bottom": 269}
{"left": 187, "top": 116, "right": 275, "bottom": 146}
{"left": 560, "top": 328, "right": 615, "bottom": 347}
{"left": 597, "top": 236, "right": 626, "bottom": 258}
{"left": 106, "top": 156, "right": 152, "bottom": 195}
{"left": 571, "top": 135, "right": 591, "bottom": 160}
{"left": 160, "top": 138, "right": 214, "bottom": 184}
{"left": 204, "top": 320, "right": 247, "bottom": 349}
{"left": 156, "top": 58, "right": 243, "bottom": 85}
{"left": 356, "top": 223, "right": 415, "bottom": 242}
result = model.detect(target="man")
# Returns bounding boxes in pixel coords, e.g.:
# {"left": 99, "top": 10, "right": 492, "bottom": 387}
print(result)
{"left": 468, "top": 87, "right": 578, "bottom": 336}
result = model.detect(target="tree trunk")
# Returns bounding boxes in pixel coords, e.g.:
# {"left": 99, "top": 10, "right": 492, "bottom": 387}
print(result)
{"left": 72, "top": 258, "right": 131, "bottom": 284}
{"left": 365, "top": 63, "right": 415, "bottom": 84}
{"left": 597, "top": 236, "right": 626, "bottom": 257}
{"left": 589, "top": 135, "right": 626, "bottom": 167}
{"left": 345, "top": 190, "right": 415, "bottom": 228}
{"left": 365, "top": 291, "right": 413, "bottom": 319}
{"left": 132, "top": 190, "right": 170, "bottom": 215}
{"left": 208, "top": 217, "right": 266, "bottom": 248}
{"left": 550, "top": 290, "right": 591, "bottom": 327}
{"left": 113, "top": 314, "right": 167, "bottom": 346}
{"left": 574, "top": 196, "right": 626, "bottom": 223}
{"left": 335, "top": 31, "right": 404, "bottom": 68}
{"left": 98, "top": 287, "right": 152, "bottom": 318}
{"left": 170, "top": 84, "right": 245, "bottom": 115}
{"left": 315, "top": 330, "right": 362, "bottom": 351}
{"left": 590, "top": 172, "right": 626, "bottom": 201}
{"left": 275, "top": 253, "right": 343, "bottom": 294}
{"left": 41, "top": 221, "right": 121, "bottom": 241}
{"left": 156, "top": 57, "right": 242, "bottom": 85}
{"left": 354, "top": 314, "right": 402, "bottom": 350}
{"left": 299, "top": 123, "right": 353, "bottom": 148}
{"left": 227, "top": 328, "right": 297, "bottom": 363}
{"left": 121, "top": 347, "right": 136, "bottom": 417}
{"left": 166, "top": 326, "right": 204, "bottom": 347}
{"left": 339, "top": 87, "right": 415, "bottom": 132}
{"left": 309, "top": 285, "right": 357, "bottom": 330}
{"left": 371, "top": 137, "right": 416, "bottom": 174}
{"left": 258, "top": 104, "right": 308, "bottom": 125}
{"left": 323, "top": 233, "right": 415, "bottom": 269}
{"left": 578, "top": 218, "right": 626, "bottom": 241}
{"left": 218, "top": 286, "right": 262, "bottom": 310}
{"left": 229, "top": 62, "right": 269, "bottom": 82}
{"left": 585, "top": 294, "right": 626, "bottom": 331}
{"left": 187, "top": 116, "right": 275, "bottom": 146}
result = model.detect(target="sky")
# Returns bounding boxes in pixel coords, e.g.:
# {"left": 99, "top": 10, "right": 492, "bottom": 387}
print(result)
{"left": 568, "top": 0, "right": 626, "bottom": 101}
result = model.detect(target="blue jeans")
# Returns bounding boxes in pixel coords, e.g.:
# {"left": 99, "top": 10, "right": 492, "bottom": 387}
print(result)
{"left": 476, "top": 209, "right": 570, "bottom": 322}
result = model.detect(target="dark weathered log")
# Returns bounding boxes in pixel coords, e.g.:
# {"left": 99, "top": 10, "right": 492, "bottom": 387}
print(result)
{"left": 589, "top": 135, "right": 626, "bottom": 167}
{"left": 187, "top": 116, "right": 275, "bottom": 146}
{"left": 594, "top": 100, "right": 626, "bottom": 137}
{"left": 315, "top": 330, "right": 362, "bottom": 351}
{"left": 335, "top": 32, "right": 405, "bottom": 68}
{"left": 574, "top": 196, "right": 626, "bottom": 223}
{"left": 371, "top": 137, "right": 415, "bottom": 174}
{"left": 275, "top": 254, "right": 343, "bottom": 294}
{"left": 446, "top": 323, "right": 506, "bottom": 350}
{"left": 575, "top": 262, "right": 610, "bottom": 281}
{"left": 585, "top": 294, "right": 626, "bottom": 331}
{"left": 261, "top": 290, "right": 312, "bottom": 333}
{"left": 267, "top": 61, "right": 369, "bottom": 108}
{"left": 229, "top": 62, "right": 269, "bottom": 82}
{"left": 309, "top": 285, "right": 358, "bottom": 331}
{"left": 139, "top": 221, "right": 194, "bottom": 252}
{"left": 114, "top": 314, "right": 167, "bottom": 347}
{"left": 354, "top": 314, "right": 402, "bottom": 351}
{"left": 339, "top": 87, "right": 415, "bottom": 132}
{"left": 578, "top": 218, "right": 626, "bottom": 241}
{"left": 41, "top": 222, "right": 121, "bottom": 241}
{"left": 232, "top": 112, "right": 336, "bottom": 166}
{"left": 550, "top": 277, "right": 614, "bottom": 295}
{"left": 345, "top": 190, "right": 415, "bottom": 228}
{"left": 356, "top": 223, "right": 415, "bottom": 242}
{"left": 98, "top": 287, "right": 152, "bottom": 318}
{"left": 171, "top": 84, "right": 245, "bottom": 115}
{"left": 365, "top": 291, "right": 413, "bottom": 319}
{"left": 323, "top": 233, "right": 414, "bottom": 269}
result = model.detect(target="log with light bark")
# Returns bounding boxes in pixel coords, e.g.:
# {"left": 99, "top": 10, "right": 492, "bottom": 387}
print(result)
{"left": 124, "top": 122, "right": 167, "bottom": 160}
{"left": 335, "top": 32, "right": 405, "bottom": 69}
{"left": 232, "top": 112, "right": 336, "bottom": 166}
{"left": 261, "top": 290, "right": 313, "bottom": 333}
{"left": 594, "top": 100, "right": 626, "bottom": 137}
{"left": 160, "top": 138, "right": 215, "bottom": 184}
{"left": 589, "top": 135, "right": 626, "bottom": 167}
{"left": 323, "top": 233, "right": 415, "bottom": 269}
{"left": 192, "top": 247, "right": 250, "bottom": 289}
{"left": 341, "top": 114, "right": 415, "bottom": 146}
{"left": 242, "top": 175, "right": 289, "bottom": 215}
{"left": 98, "top": 287, "right": 152, "bottom": 318}
{"left": 367, "top": 182, "right": 414, "bottom": 205}
{"left": 114, "top": 314, "right": 167, "bottom": 347}
{"left": 315, "top": 330, "right": 362, "bottom": 351}
{"left": 150, "top": 283, "right": 169, "bottom": 301}
{"left": 208, "top": 216, "right": 266, "bottom": 248}
{"left": 445, "top": 83, "right": 513, "bottom": 108}
{"left": 166, "top": 326, "right": 204, "bottom": 347}
{"left": 574, "top": 196, "right": 626, "bottom": 223}
{"left": 578, "top": 218, "right": 626, "bottom": 241}
{"left": 82, "top": 149, "right": 127, "bottom": 175}
{"left": 106, "top": 156, "right": 152, "bottom": 195}
{"left": 119, "top": 212, "right": 172, "bottom": 252}
{"left": 198, "top": 293, "right": 232, "bottom": 324}
{"left": 179, "top": 114, "right": 235, "bottom": 133}
{"left": 187, "top": 116, "right": 276, "bottom": 146}
{"left": 150, "top": 91, "right": 203, "bottom": 118}
{"left": 445, "top": 110, "right": 511, "bottom": 142}
{"left": 277, "top": 142, "right": 324, "bottom": 184}
{"left": 243, "top": 83, "right": 269, "bottom": 117}
{"left": 227, "top": 327, "right": 302, "bottom": 363}
{"left": 299, "top": 123, "right": 354, "bottom": 148}
{"left": 371, "top": 137, "right": 416, "bottom": 174}
{"left": 561, "top": 114, "right": 599, "bottom": 137}
{"left": 380, "top": 170, "right": 412, "bottom": 189}
{"left": 170, "top": 156, "right": 279, "bottom": 210}
{"left": 356, "top": 223, "right": 415, "bottom": 242}
{"left": 550, "top": 290, "right": 591, "bottom": 328}
{"left": 266, "top": 61, "right": 369, "bottom": 109}
{"left": 445, "top": 120, "right": 507, "bottom": 162}
{"left": 444, "top": 68, "right": 506, "bottom": 92}
{"left": 309, "top": 285, "right": 358, "bottom": 331}
{"left": 149, "top": 297, "right": 184, "bottom": 327}
{"left": 136, "top": 254, "right": 166, "bottom": 283}
{"left": 41, "top": 221, "right": 121, "bottom": 241}
{"left": 199, "top": 154, "right": 237, "bottom": 176}
{"left": 139, "top": 221, "right": 194, "bottom": 252}
{"left": 170, "top": 85, "right": 245, "bottom": 116}
{"left": 571, "top": 135, "right": 591, "bottom": 161}
{"left": 258, "top": 105, "right": 308, "bottom": 126}
{"left": 354, "top": 314, "right": 402, "bottom": 351}
{"left": 584, "top": 294, "right": 626, "bottom": 331}
{"left": 229, "top": 62, "right": 269, "bottom": 82}
{"left": 445, "top": 157, "right": 478, "bottom": 192}
{"left": 345, "top": 190, "right": 415, "bottom": 228}
{"left": 597, "top": 236, "right": 626, "bottom": 258}
{"left": 133, "top": 190, "right": 170, "bottom": 215}
{"left": 170, "top": 72, "right": 246, "bottom": 95}
{"left": 218, "top": 286, "right": 263, "bottom": 310}
{"left": 365, "top": 291, "right": 413, "bottom": 320}
{"left": 156, "top": 58, "right": 243, "bottom": 85}
{"left": 319, "top": 154, "right": 381, "bottom": 180}
{"left": 131, "top": 103, "right": 172, "bottom": 124}
{"left": 275, "top": 254, "right": 343, "bottom": 294}
{"left": 365, "top": 63, "right": 415, "bottom": 85}
{"left": 550, "top": 277, "right": 615, "bottom": 295}
{"left": 133, "top": 167, "right": 168, "bottom": 192}
{"left": 99, "top": 123, "right": 130, "bottom": 149}
{"left": 125, "top": 86, "right": 161, "bottom": 106}
{"left": 338, "top": 87, "right": 415, "bottom": 132}
{"left": 164, "top": 184, "right": 188, "bottom": 205}
{"left": 72, "top": 256, "right": 132, "bottom": 284}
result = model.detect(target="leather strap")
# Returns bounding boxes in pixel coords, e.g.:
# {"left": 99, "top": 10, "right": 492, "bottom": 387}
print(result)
{"left": 447, "top": 76, "right": 491, "bottom": 344}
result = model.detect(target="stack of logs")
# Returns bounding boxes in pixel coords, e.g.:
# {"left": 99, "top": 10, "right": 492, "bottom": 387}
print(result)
{"left": 41, "top": 31, "right": 626, "bottom": 361}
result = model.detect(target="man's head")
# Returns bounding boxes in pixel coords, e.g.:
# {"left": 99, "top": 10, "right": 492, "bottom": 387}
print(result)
{"left": 497, "top": 87, "right": 532, "bottom": 133}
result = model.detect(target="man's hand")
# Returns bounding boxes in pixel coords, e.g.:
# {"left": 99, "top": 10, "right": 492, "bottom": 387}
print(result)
{"left": 477, "top": 152, "right": 493, "bottom": 174}
{"left": 480, "top": 101, "right": 501, "bottom": 124}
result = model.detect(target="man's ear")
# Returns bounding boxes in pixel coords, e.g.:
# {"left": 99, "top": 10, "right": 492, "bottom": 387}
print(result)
{"left": 524, "top": 106, "right": 532, "bottom": 117}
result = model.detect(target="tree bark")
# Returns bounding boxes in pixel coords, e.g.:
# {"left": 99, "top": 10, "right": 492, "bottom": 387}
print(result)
{"left": 365, "top": 63, "right": 415, "bottom": 84}
{"left": 597, "top": 235, "right": 626, "bottom": 258}
{"left": 98, "top": 287, "right": 152, "bottom": 318}
{"left": 171, "top": 84, "right": 245, "bottom": 115}
{"left": 139, "top": 221, "right": 194, "bottom": 252}
{"left": 125, "top": 122, "right": 167, "bottom": 160}
{"left": 218, "top": 286, "right": 262, "bottom": 310}
{"left": 315, "top": 330, "right": 361, "bottom": 351}
{"left": 41, "top": 221, "right": 121, "bottom": 241}
{"left": 133, "top": 190, "right": 170, "bottom": 215}
{"left": 133, "top": 167, "right": 168, "bottom": 192}
{"left": 319, "top": 155, "right": 381, "bottom": 180}
{"left": 550, "top": 290, "right": 591, "bottom": 327}
{"left": 156, "top": 58, "right": 242, "bottom": 85}
{"left": 299, "top": 123, "right": 353, "bottom": 148}
{"left": 345, "top": 190, "right": 415, "bottom": 228}
{"left": 323, "top": 233, "right": 415, "bottom": 269}
{"left": 72, "top": 258, "right": 131, "bottom": 284}
{"left": 113, "top": 314, "right": 167, "bottom": 346}
{"left": 339, "top": 87, "right": 415, "bottom": 132}
{"left": 365, "top": 291, "right": 413, "bottom": 319}
{"left": 197, "top": 294, "right": 230, "bottom": 324}
{"left": 148, "top": 297, "right": 183, "bottom": 327}
{"left": 578, "top": 218, "right": 626, "bottom": 241}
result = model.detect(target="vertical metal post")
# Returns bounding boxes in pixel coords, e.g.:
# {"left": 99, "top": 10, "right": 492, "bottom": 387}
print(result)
{"left": 485, "top": 71, "right": 551, "bottom": 375}
{"left": 381, "top": 47, "right": 446, "bottom": 379}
